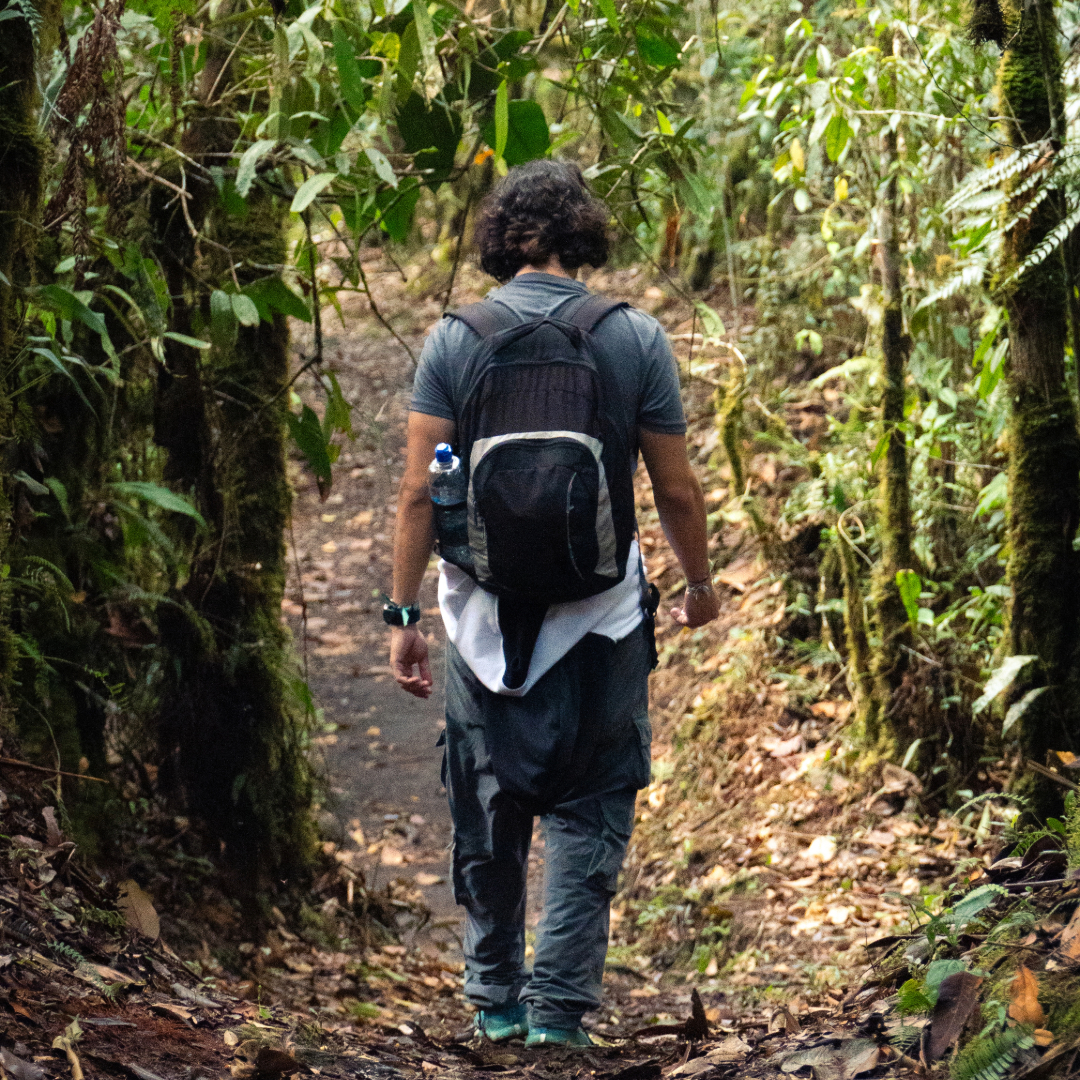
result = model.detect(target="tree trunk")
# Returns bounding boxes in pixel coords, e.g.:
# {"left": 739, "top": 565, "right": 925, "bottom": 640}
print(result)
{"left": 996, "top": 0, "right": 1080, "bottom": 817}
{"left": 862, "top": 108, "right": 914, "bottom": 750}
{"left": 150, "top": 20, "right": 315, "bottom": 893}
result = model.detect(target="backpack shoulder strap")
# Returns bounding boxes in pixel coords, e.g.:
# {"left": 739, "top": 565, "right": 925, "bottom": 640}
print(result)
{"left": 566, "top": 293, "right": 629, "bottom": 334}
{"left": 447, "top": 300, "right": 519, "bottom": 339}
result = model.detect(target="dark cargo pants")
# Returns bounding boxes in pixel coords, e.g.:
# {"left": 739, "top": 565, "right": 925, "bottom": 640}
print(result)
{"left": 443, "top": 623, "right": 652, "bottom": 1030}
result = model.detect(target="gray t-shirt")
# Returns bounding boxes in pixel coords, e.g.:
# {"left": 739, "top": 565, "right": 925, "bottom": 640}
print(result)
{"left": 410, "top": 273, "right": 686, "bottom": 454}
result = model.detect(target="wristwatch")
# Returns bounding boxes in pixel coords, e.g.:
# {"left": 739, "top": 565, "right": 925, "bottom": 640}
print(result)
{"left": 382, "top": 599, "right": 421, "bottom": 627}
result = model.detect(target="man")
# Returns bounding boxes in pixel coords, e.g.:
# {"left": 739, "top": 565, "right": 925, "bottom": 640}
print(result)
{"left": 387, "top": 160, "right": 718, "bottom": 1047}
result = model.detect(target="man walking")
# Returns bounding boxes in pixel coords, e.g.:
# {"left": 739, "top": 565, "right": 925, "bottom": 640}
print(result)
{"left": 387, "top": 160, "right": 718, "bottom": 1047}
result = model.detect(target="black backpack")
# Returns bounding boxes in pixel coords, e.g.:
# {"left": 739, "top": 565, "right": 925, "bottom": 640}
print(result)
{"left": 436, "top": 292, "right": 637, "bottom": 606}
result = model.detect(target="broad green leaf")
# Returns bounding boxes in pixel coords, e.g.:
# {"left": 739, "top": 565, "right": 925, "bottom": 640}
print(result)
{"left": 1002, "top": 686, "right": 1051, "bottom": 736}
{"left": 413, "top": 0, "right": 439, "bottom": 95}
{"left": 595, "top": 0, "right": 619, "bottom": 28}
{"left": 291, "top": 172, "right": 337, "bottom": 214}
{"left": 973, "top": 655, "right": 1038, "bottom": 716}
{"left": 693, "top": 300, "right": 725, "bottom": 339}
{"left": 45, "top": 477, "right": 70, "bottom": 519}
{"left": 111, "top": 481, "right": 207, "bottom": 528}
{"left": 896, "top": 569, "right": 921, "bottom": 626}
{"left": 244, "top": 277, "right": 312, "bottom": 323}
{"left": 870, "top": 430, "right": 890, "bottom": 470}
{"left": 365, "top": 146, "right": 399, "bottom": 188}
{"left": 656, "top": 108, "right": 674, "bottom": 136}
{"left": 236, "top": 139, "right": 277, "bottom": 198}
{"left": 925, "top": 960, "right": 967, "bottom": 998}
{"left": 13, "top": 470, "right": 50, "bottom": 496}
{"left": 231, "top": 293, "right": 260, "bottom": 327}
{"left": 333, "top": 25, "right": 369, "bottom": 113}
{"left": 377, "top": 179, "right": 421, "bottom": 241}
{"left": 210, "top": 289, "right": 238, "bottom": 349}
{"left": 396, "top": 91, "right": 462, "bottom": 183}
{"left": 322, "top": 372, "right": 355, "bottom": 440}
{"left": 824, "top": 113, "right": 852, "bottom": 162}
{"left": 481, "top": 99, "right": 550, "bottom": 166}
{"left": 288, "top": 405, "right": 334, "bottom": 496}
{"left": 635, "top": 25, "right": 679, "bottom": 68}
{"left": 494, "top": 81, "right": 508, "bottom": 162}
{"left": 37, "top": 284, "right": 106, "bottom": 337}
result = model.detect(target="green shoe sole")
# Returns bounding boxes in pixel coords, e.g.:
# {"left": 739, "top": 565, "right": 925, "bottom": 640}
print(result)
{"left": 524, "top": 1027, "right": 593, "bottom": 1048}
{"left": 475, "top": 1005, "right": 529, "bottom": 1042}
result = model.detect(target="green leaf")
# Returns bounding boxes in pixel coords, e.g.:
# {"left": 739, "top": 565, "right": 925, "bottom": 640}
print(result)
{"left": 210, "top": 289, "right": 239, "bottom": 349}
{"left": 595, "top": 0, "right": 619, "bottom": 28}
{"left": 231, "top": 293, "right": 260, "bottom": 327}
{"left": 162, "top": 331, "right": 212, "bottom": 349}
{"left": 693, "top": 300, "right": 725, "bottom": 339}
{"left": 870, "top": 430, "right": 890, "bottom": 470}
{"left": 333, "top": 25, "right": 369, "bottom": 113}
{"left": 896, "top": 569, "right": 921, "bottom": 626}
{"left": 824, "top": 113, "right": 852, "bottom": 162}
{"left": 973, "top": 655, "right": 1039, "bottom": 716}
{"left": 925, "top": 959, "right": 967, "bottom": 999}
{"left": 1002, "top": 686, "right": 1051, "bottom": 736}
{"left": 494, "top": 81, "right": 508, "bottom": 162}
{"left": 36, "top": 284, "right": 106, "bottom": 337}
{"left": 656, "top": 108, "right": 674, "bottom": 136}
{"left": 288, "top": 405, "right": 334, "bottom": 496}
{"left": 45, "top": 477, "right": 70, "bottom": 519}
{"left": 413, "top": 0, "right": 438, "bottom": 88}
{"left": 951, "top": 884, "right": 1007, "bottom": 923}
{"left": 236, "top": 139, "right": 277, "bottom": 198}
{"left": 635, "top": 25, "right": 679, "bottom": 68}
{"left": 111, "top": 481, "right": 207, "bottom": 528}
{"left": 13, "top": 470, "right": 50, "bottom": 496}
{"left": 244, "top": 277, "right": 311, "bottom": 323}
{"left": 481, "top": 98, "right": 550, "bottom": 167}
{"left": 322, "top": 371, "right": 355, "bottom": 440}
{"left": 395, "top": 91, "right": 463, "bottom": 183}
{"left": 377, "top": 179, "right": 421, "bottom": 241}
{"left": 365, "top": 146, "right": 398, "bottom": 188}
{"left": 291, "top": 172, "right": 337, "bottom": 214}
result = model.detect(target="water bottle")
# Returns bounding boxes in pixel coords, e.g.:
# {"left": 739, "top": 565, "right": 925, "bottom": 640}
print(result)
{"left": 428, "top": 443, "right": 471, "bottom": 566}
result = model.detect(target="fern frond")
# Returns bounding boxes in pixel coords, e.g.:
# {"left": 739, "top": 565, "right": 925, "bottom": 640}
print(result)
{"left": 917, "top": 262, "right": 987, "bottom": 310}
{"left": 946, "top": 145, "right": 1046, "bottom": 213}
{"left": 999, "top": 200, "right": 1080, "bottom": 290}
{"left": 48, "top": 940, "right": 86, "bottom": 965}
{"left": 1000, "top": 182, "right": 1051, "bottom": 234}
{"left": 951, "top": 1027, "right": 1034, "bottom": 1080}
{"left": 0, "top": 0, "right": 43, "bottom": 42}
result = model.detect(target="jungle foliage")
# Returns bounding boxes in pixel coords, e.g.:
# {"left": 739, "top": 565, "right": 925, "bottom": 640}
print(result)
{"left": 2, "top": 0, "right": 1080, "bottom": 892}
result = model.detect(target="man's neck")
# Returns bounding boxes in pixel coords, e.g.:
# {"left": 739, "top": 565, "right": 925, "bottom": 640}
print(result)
{"left": 515, "top": 261, "right": 576, "bottom": 280}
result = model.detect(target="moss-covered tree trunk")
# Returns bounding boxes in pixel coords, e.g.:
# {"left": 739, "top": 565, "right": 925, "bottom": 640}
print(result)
{"left": 996, "top": 0, "right": 1080, "bottom": 816}
{"left": 862, "top": 107, "right": 914, "bottom": 750}
{"left": 0, "top": 1, "right": 62, "bottom": 725}
{"left": 150, "top": 21, "right": 314, "bottom": 894}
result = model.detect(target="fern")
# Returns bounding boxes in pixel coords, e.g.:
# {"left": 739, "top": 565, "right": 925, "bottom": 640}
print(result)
{"left": 951, "top": 1027, "right": 1034, "bottom": 1080}
{"left": 0, "top": 0, "right": 43, "bottom": 42}
{"left": 945, "top": 144, "right": 1045, "bottom": 213}
{"left": 48, "top": 940, "right": 86, "bottom": 965}
{"left": 1000, "top": 198, "right": 1080, "bottom": 289}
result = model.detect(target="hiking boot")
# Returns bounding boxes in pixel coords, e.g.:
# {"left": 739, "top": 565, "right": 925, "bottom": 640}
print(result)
{"left": 524, "top": 1026, "right": 593, "bottom": 1048}
{"left": 474, "top": 1003, "right": 528, "bottom": 1042}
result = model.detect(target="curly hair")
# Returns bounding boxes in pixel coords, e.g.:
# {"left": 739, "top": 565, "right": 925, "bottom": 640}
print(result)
{"left": 473, "top": 160, "right": 611, "bottom": 282}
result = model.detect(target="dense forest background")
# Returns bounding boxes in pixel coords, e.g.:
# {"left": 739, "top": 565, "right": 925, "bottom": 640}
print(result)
{"left": 3, "top": 0, "right": 1080, "bottom": 930}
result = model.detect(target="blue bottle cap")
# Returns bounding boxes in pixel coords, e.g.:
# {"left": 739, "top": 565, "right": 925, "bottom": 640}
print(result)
{"left": 435, "top": 443, "right": 453, "bottom": 464}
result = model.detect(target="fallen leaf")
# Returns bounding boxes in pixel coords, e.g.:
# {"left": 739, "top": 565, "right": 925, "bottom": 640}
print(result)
{"left": 149, "top": 1002, "right": 194, "bottom": 1024}
{"left": 42, "top": 806, "right": 62, "bottom": 848}
{"left": 1, "top": 1049, "right": 46, "bottom": 1080}
{"left": 706, "top": 1035, "right": 751, "bottom": 1062}
{"left": 1008, "top": 965, "right": 1045, "bottom": 1027}
{"left": 223, "top": 1032, "right": 240, "bottom": 1048}
{"left": 52, "top": 1019, "right": 85, "bottom": 1080}
{"left": 116, "top": 880, "right": 160, "bottom": 940}
{"left": 668, "top": 1059, "right": 715, "bottom": 1078}
{"left": 381, "top": 846, "right": 405, "bottom": 866}
{"left": 781, "top": 1040, "right": 879, "bottom": 1080}
{"left": 366, "top": 726, "right": 381, "bottom": 737}
{"left": 1033, "top": 1029, "right": 1055, "bottom": 1048}
{"left": 415, "top": 871, "right": 444, "bottom": 886}
{"left": 1060, "top": 906, "right": 1080, "bottom": 959}
{"left": 926, "top": 971, "right": 984, "bottom": 1060}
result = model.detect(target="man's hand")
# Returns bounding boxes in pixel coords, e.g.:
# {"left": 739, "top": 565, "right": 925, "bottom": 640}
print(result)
{"left": 391, "top": 625, "right": 433, "bottom": 698}
{"left": 670, "top": 584, "right": 720, "bottom": 628}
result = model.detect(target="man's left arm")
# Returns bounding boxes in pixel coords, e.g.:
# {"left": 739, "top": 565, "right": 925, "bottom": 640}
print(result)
{"left": 390, "top": 411, "right": 456, "bottom": 697}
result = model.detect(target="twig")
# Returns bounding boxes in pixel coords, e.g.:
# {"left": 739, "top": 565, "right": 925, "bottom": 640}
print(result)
{"left": 1027, "top": 760, "right": 1080, "bottom": 793}
{"left": 443, "top": 186, "right": 473, "bottom": 312}
{"left": 0, "top": 757, "right": 106, "bottom": 783}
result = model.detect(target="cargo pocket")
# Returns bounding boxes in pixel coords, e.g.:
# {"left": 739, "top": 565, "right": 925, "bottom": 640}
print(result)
{"left": 630, "top": 713, "right": 652, "bottom": 791}
{"left": 585, "top": 791, "right": 636, "bottom": 894}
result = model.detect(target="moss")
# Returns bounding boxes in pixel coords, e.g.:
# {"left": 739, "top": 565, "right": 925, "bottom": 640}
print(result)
{"left": 840, "top": 539, "right": 874, "bottom": 727}
{"left": 714, "top": 369, "right": 746, "bottom": 495}
{"left": 969, "top": 0, "right": 1007, "bottom": 47}
{"left": 994, "top": 0, "right": 1080, "bottom": 817}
